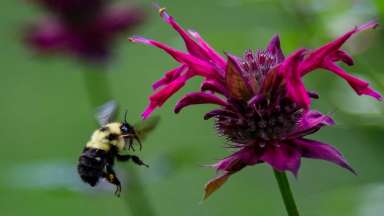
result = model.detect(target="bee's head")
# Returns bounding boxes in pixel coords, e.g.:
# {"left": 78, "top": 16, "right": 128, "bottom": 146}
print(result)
{"left": 120, "top": 109, "right": 142, "bottom": 151}
{"left": 120, "top": 109, "right": 132, "bottom": 135}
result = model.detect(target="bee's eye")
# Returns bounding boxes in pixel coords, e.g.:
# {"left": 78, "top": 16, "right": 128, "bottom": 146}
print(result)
{"left": 120, "top": 124, "right": 129, "bottom": 134}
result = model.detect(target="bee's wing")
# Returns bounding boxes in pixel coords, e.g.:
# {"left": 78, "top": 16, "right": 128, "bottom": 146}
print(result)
{"left": 134, "top": 116, "right": 160, "bottom": 141}
{"left": 95, "top": 100, "right": 118, "bottom": 126}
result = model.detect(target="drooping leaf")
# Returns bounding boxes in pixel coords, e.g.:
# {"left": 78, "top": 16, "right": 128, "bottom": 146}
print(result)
{"left": 203, "top": 173, "right": 230, "bottom": 200}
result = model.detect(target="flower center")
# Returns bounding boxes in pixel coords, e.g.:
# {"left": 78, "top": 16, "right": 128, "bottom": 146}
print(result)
{"left": 240, "top": 49, "right": 279, "bottom": 86}
{"left": 215, "top": 98, "right": 302, "bottom": 147}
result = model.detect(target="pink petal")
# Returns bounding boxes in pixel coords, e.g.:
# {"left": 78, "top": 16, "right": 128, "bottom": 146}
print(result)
{"left": 288, "top": 111, "right": 334, "bottom": 138}
{"left": 279, "top": 49, "right": 309, "bottom": 109}
{"left": 157, "top": 7, "right": 211, "bottom": 60}
{"left": 300, "top": 21, "right": 378, "bottom": 74}
{"left": 359, "top": 87, "right": 383, "bottom": 100}
{"left": 330, "top": 50, "right": 354, "bottom": 66}
{"left": 129, "top": 36, "right": 219, "bottom": 79}
{"left": 200, "top": 79, "right": 227, "bottom": 95}
{"left": 152, "top": 65, "right": 187, "bottom": 90}
{"left": 204, "top": 146, "right": 260, "bottom": 200}
{"left": 294, "top": 138, "right": 355, "bottom": 174}
{"left": 188, "top": 30, "right": 226, "bottom": 69}
{"left": 156, "top": 7, "right": 226, "bottom": 72}
{"left": 260, "top": 144, "right": 301, "bottom": 176}
{"left": 293, "top": 21, "right": 382, "bottom": 101}
{"left": 142, "top": 75, "right": 189, "bottom": 119}
{"left": 174, "top": 92, "right": 228, "bottom": 113}
{"left": 142, "top": 103, "right": 156, "bottom": 120}
{"left": 266, "top": 34, "right": 285, "bottom": 63}
{"left": 321, "top": 59, "right": 383, "bottom": 100}
{"left": 211, "top": 146, "right": 260, "bottom": 172}
{"left": 357, "top": 20, "right": 379, "bottom": 31}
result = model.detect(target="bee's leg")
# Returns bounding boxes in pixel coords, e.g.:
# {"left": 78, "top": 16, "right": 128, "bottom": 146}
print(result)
{"left": 128, "top": 137, "right": 135, "bottom": 152}
{"left": 116, "top": 154, "right": 131, "bottom": 161}
{"left": 131, "top": 155, "right": 149, "bottom": 168}
{"left": 116, "top": 154, "right": 149, "bottom": 167}
{"left": 133, "top": 133, "right": 142, "bottom": 151}
{"left": 103, "top": 172, "right": 121, "bottom": 197}
{"left": 103, "top": 165, "right": 121, "bottom": 197}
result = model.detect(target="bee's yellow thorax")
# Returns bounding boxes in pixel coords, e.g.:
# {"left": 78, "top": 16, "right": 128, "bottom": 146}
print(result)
{"left": 86, "top": 122, "right": 126, "bottom": 151}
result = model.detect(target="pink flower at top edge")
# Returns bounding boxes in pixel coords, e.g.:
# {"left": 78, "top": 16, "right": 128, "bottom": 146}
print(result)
{"left": 24, "top": 0, "right": 146, "bottom": 63}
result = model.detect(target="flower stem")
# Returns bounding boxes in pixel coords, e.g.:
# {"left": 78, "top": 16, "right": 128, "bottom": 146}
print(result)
{"left": 123, "top": 166, "right": 155, "bottom": 216}
{"left": 82, "top": 67, "right": 155, "bottom": 216}
{"left": 273, "top": 169, "right": 300, "bottom": 216}
{"left": 82, "top": 67, "right": 113, "bottom": 108}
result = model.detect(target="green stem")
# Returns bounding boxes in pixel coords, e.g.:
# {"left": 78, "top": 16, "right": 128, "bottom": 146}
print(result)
{"left": 273, "top": 170, "right": 300, "bottom": 216}
{"left": 123, "top": 166, "right": 155, "bottom": 216}
{"left": 82, "top": 67, "right": 155, "bottom": 216}
{"left": 82, "top": 68, "right": 113, "bottom": 108}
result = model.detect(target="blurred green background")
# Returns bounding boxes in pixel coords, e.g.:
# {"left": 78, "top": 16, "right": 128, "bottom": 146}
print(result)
{"left": 1, "top": 0, "right": 384, "bottom": 215}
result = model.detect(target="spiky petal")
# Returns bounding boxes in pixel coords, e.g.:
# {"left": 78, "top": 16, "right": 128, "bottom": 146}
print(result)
{"left": 283, "top": 21, "right": 382, "bottom": 108}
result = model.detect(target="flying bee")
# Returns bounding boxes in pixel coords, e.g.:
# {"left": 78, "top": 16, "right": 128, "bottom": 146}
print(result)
{"left": 77, "top": 101, "right": 159, "bottom": 196}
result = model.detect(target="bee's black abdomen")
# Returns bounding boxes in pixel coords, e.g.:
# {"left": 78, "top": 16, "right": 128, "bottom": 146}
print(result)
{"left": 77, "top": 147, "right": 108, "bottom": 187}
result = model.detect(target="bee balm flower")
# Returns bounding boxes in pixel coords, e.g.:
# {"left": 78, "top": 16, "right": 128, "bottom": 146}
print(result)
{"left": 25, "top": 0, "right": 146, "bottom": 62}
{"left": 129, "top": 8, "right": 382, "bottom": 199}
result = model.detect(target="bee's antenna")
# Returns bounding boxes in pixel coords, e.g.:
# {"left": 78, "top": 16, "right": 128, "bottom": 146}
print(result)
{"left": 123, "top": 109, "right": 128, "bottom": 124}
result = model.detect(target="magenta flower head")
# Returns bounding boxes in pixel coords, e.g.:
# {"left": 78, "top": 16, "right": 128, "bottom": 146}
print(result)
{"left": 24, "top": 0, "right": 146, "bottom": 62}
{"left": 129, "top": 8, "right": 382, "bottom": 199}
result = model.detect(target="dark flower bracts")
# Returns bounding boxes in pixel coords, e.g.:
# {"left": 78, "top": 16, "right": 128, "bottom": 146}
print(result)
{"left": 25, "top": 0, "right": 145, "bottom": 62}
{"left": 129, "top": 8, "right": 382, "bottom": 199}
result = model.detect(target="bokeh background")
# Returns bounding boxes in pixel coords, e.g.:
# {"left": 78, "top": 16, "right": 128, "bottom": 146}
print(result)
{"left": 1, "top": 0, "right": 384, "bottom": 215}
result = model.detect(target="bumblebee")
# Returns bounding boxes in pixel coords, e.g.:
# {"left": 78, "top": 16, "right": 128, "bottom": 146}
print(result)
{"left": 77, "top": 101, "right": 159, "bottom": 196}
